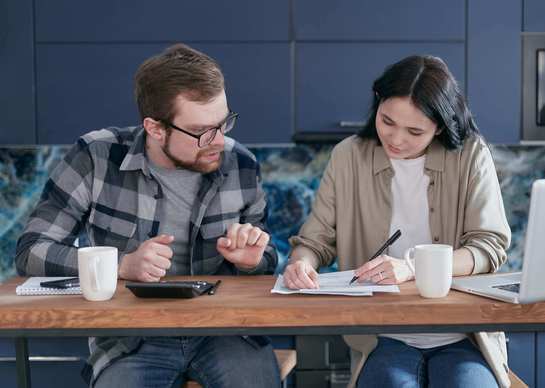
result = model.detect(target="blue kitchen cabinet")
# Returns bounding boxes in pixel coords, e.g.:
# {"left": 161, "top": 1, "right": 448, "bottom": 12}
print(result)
{"left": 36, "top": 43, "right": 291, "bottom": 144}
{"left": 293, "top": 0, "right": 522, "bottom": 143}
{"left": 537, "top": 332, "right": 545, "bottom": 387}
{"left": 0, "top": 0, "right": 36, "bottom": 144}
{"left": 293, "top": 0, "right": 464, "bottom": 41}
{"left": 0, "top": 0, "right": 532, "bottom": 145}
{"left": 296, "top": 42, "right": 464, "bottom": 134}
{"left": 524, "top": 0, "right": 545, "bottom": 32}
{"left": 0, "top": 360, "right": 87, "bottom": 388}
{"left": 0, "top": 337, "right": 88, "bottom": 388}
{"left": 506, "top": 332, "right": 535, "bottom": 387}
{"left": 467, "top": 0, "right": 521, "bottom": 144}
{"left": 0, "top": 336, "right": 294, "bottom": 387}
{"left": 35, "top": 0, "right": 289, "bottom": 42}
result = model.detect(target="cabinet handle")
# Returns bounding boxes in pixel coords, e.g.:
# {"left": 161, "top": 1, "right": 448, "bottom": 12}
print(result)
{"left": 324, "top": 341, "right": 330, "bottom": 367}
{"left": 331, "top": 372, "right": 351, "bottom": 384}
{"left": 0, "top": 356, "right": 81, "bottom": 362}
{"left": 339, "top": 121, "right": 365, "bottom": 128}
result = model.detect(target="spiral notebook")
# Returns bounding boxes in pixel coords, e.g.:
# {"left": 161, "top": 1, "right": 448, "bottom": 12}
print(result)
{"left": 16, "top": 277, "right": 82, "bottom": 296}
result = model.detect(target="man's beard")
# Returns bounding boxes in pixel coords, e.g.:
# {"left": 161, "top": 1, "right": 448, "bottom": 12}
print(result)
{"left": 161, "top": 132, "right": 223, "bottom": 173}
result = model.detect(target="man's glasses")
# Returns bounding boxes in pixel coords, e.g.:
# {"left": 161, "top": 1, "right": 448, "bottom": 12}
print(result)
{"left": 161, "top": 112, "right": 238, "bottom": 148}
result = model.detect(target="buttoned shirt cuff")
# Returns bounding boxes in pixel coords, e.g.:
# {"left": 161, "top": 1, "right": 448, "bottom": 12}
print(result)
{"left": 288, "top": 236, "right": 334, "bottom": 268}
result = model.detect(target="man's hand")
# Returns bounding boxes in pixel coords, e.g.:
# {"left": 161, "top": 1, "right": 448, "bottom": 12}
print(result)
{"left": 353, "top": 254, "right": 414, "bottom": 285}
{"left": 216, "top": 223, "right": 269, "bottom": 271}
{"left": 282, "top": 260, "right": 319, "bottom": 289}
{"left": 118, "top": 234, "right": 174, "bottom": 282}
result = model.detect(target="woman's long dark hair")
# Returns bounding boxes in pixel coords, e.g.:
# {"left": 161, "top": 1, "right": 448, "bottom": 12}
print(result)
{"left": 358, "top": 55, "right": 479, "bottom": 149}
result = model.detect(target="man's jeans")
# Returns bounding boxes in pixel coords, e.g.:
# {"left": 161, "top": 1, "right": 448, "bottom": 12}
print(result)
{"left": 357, "top": 337, "right": 498, "bottom": 388}
{"left": 94, "top": 336, "right": 281, "bottom": 388}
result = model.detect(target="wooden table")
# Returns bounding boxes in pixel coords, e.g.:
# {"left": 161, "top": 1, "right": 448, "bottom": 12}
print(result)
{"left": 2, "top": 275, "right": 545, "bottom": 388}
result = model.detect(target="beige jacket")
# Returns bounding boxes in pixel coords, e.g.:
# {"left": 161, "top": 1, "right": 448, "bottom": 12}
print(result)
{"left": 289, "top": 135, "right": 512, "bottom": 387}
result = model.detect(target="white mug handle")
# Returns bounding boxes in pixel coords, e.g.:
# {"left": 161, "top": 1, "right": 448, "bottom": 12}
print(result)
{"left": 404, "top": 248, "right": 416, "bottom": 276}
{"left": 89, "top": 256, "right": 101, "bottom": 292}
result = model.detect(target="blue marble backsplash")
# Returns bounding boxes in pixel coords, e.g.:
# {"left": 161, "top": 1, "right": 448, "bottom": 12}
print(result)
{"left": 1, "top": 143, "right": 544, "bottom": 282}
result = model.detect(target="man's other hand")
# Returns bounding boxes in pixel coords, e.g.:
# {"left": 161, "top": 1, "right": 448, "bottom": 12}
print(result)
{"left": 216, "top": 223, "right": 269, "bottom": 271}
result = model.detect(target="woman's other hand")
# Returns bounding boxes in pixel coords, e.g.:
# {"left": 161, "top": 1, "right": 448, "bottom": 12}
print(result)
{"left": 283, "top": 260, "right": 319, "bottom": 289}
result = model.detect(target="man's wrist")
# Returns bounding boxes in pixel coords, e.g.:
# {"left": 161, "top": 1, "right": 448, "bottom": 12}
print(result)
{"left": 118, "top": 253, "right": 130, "bottom": 279}
{"left": 236, "top": 257, "right": 264, "bottom": 274}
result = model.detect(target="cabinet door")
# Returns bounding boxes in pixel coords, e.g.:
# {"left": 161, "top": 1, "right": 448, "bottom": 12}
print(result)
{"left": 506, "top": 332, "right": 535, "bottom": 387}
{"left": 295, "top": 370, "right": 351, "bottom": 388}
{"left": 524, "top": 0, "right": 545, "bottom": 32}
{"left": 537, "top": 332, "right": 545, "bottom": 388}
{"left": 0, "top": 0, "right": 35, "bottom": 144}
{"left": 0, "top": 361, "right": 87, "bottom": 388}
{"left": 36, "top": 43, "right": 291, "bottom": 144}
{"left": 467, "top": 0, "right": 521, "bottom": 143}
{"left": 36, "top": 0, "right": 289, "bottom": 42}
{"left": 296, "top": 43, "right": 464, "bottom": 134}
{"left": 0, "top": 337, "right": 89, "bottom": 388}
{"left": 294, "top": 0, "right": 464, "bottom": 41}
{"left": 270, "top": 335, "right": 296, "bottom": 350}
{"left": 296, "top": 335, "right": 350, "bottom": 370}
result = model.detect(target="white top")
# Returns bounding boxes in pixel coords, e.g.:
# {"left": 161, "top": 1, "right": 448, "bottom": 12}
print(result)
{"left": 382, "top": 155, "right": 466, "bottom": 349}
{"left": 387, "top": 156, "right": 432, "bottom": 259}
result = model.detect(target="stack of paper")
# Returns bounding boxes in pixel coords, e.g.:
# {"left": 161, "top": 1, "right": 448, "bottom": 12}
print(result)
{"left": 271, "top": 270, "right": 399, "bottom": 296}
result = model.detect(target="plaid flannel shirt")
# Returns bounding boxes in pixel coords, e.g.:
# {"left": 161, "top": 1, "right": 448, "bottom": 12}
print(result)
{"left": 15, "top": 126, "right": 277, "bottom": 384}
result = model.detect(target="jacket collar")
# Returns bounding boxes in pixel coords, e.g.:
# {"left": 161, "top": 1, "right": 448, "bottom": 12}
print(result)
{"left": 424, "top": 139, "right": 446, "bottom": 172}
{"left": 119, "top": 127, "right": 151, "bottom": 176}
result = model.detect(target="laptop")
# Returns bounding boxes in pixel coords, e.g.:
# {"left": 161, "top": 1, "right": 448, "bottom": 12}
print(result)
{"left": 451, "top": 179, "right": 545, "bottom": 304}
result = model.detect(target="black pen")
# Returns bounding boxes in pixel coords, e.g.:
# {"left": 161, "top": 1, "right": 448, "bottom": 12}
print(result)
{"left": 208, "top": 280, "right": 222, "bottom": 295}
{"left": 349, "top": 229, "right": 402, "bottom": 285}
{"left": 40, "top": 277, "right": 80, "bottom": 289}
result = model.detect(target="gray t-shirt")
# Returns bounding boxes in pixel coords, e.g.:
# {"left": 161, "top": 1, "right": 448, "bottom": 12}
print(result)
{"left": 148, "top": 161, "right": 202, "bottom": 275}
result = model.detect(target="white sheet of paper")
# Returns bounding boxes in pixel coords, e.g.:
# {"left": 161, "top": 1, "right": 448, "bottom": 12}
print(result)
{"left": 271, "top": 270, "right": 399, "bottom": 296}
{"left": 318, "top": 270, "right": 400, "bottom": 292}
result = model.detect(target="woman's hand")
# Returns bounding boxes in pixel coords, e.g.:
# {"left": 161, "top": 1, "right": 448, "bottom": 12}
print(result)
{"left": 283, "top": 260, "right": 319, "bottom": 289}
{"left": 353, "top": 255, "right": 414, "bottom": 285}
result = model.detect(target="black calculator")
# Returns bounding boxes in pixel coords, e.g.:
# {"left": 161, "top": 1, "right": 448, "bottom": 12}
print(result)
{"left": 125, "top": 281, "right": 214, "bottom": 298}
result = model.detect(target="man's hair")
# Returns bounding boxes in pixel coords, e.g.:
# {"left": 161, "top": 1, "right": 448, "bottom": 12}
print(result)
{"left": 134, "top": 43, "right": 225, "bottom": 123}
{"left": 358, "top": 55, "right": 479, "bottom": 150}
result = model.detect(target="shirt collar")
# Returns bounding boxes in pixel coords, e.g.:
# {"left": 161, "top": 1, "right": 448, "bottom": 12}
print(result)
{"left": 373, "top": 138, "right": 445, "bottom": 175}
{"left": 424, "top": 139, "right": 446, "bottom": 172}
{"left": 119, "top": 127, "right": 152, "bottom": 177}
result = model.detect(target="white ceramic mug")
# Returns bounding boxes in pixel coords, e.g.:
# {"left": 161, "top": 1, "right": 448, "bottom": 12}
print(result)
{"left": 78, "top": 246, "right": 118, "bottom": 301}
{"left": 404, "top": 244, "right": 453, "bottom": 298}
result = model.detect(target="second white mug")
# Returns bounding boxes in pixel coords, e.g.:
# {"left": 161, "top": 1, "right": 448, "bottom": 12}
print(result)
{"left": 404, "top": 244, "right": 453, "bottom": 298}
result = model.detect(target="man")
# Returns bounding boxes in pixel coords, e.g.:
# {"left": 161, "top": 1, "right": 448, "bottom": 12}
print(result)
{"left": 15, "top": 43, "right": 280, "bottom": 387}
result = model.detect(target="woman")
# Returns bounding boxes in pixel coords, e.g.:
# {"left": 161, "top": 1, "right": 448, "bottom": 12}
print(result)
{"left": 284, "top": 55, "right": 511, "bottom": 388}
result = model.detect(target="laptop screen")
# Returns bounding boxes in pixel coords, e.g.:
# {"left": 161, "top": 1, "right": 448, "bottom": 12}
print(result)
{"left": 519, "top": 179, "right": 545, "bottom": 303}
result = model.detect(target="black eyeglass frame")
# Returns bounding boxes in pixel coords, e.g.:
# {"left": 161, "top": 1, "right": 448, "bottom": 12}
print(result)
{"left": 160, "top": 111, "right": 239, "bottom": 148}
